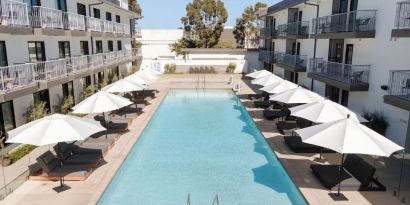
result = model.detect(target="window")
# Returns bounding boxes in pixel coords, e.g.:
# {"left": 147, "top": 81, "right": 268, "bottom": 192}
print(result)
{"left": 106, "top": 12, "right": 112, "bottom": 21}
{"left": 341, "top": 90, "right": 349, "bottom": 106}
{"left": 23, "top": 0, "right": 40, "bottom": 6}
{"left": 115, "top": 15, "right": 120, "bottom": 23}
{"left": 80, "top": 41, "right": 89, "bottom": 55}
{"left": 0, "top": 101, "right": 15, "bottom": 133}
{"left": 82, "top": 76, "right": 91, "bottom": 88}
{"left": 28, "top": 41, "right": 45, "bottom": 62}
{"left": 58, "top": 41, "right": 71, "bottom": 59}
{"left": 345, "top": 44, "right": 353, "bottom": 65}
{"left": 117, "top": 40, "right": 122, "bottom": 50}
{"left": 0, "top": 41, "right": 8, "bottom": 67}
{"left": 108, "top": 41, "right": 113, "bottom": 52}
{"left": 97, "top": 71, "right": 104, "bottom": 87}
{"left": 62, "top": 81, "right": 74, "bottom": 99}
{"left": 33, "top": 89, "right": 50, "bottom": 112}
{"left": 77, "top": 3, "right": 86, "bottom": 16}
{"left": 55, "top": 0, "right": 67, "bottom": 12}
{"left": 96, "top": 41, "right": 103, "bottom": 53}
{"left": 93, "top": 8, "right": 100, "bottom": 19}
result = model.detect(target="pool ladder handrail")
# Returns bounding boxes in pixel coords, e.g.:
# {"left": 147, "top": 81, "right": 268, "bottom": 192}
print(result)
{"left": 186, "top": 194, "right": 219, "bottom": 205}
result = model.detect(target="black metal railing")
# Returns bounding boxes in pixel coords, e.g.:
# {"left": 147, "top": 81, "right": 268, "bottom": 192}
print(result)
{"left": 259, "top": 27, "right": 276, "bottom": 38}
{"left": 276, "top": 52, "right": 307, "bottom": 69}
{"left": 394, "top": 1, "right": 410, "bottom": 29}
{"left": 312, "top": 10, "right": 376, "bottom": 34}
{"left": 277, "top": 21, "right": 309, "bottom": 36}
{"left": 309, "top": 58, "right": 370, "bottom": 85}
{"left": 388, "top": 70, "right": 410, "bottom": 101}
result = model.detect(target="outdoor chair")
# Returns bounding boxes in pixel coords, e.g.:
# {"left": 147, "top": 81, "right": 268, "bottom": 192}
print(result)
{"left": 284, "top": 135, "right": 335, "bottom": 153}
{"left": 56, "top": 142, "right": 105, "bottom": 157}
{"left": 263, "top": 107, "right": 289, "bottom": 120}
{"left": 351, "top": 71, "right": 364, "bottom": 83}
{"left": 311, "top": 154, "right": 386, "bottom": 191}
{"left": 277, "top": 117, "right": 298, "bottom": 135}
{"left": 53, "top": 144, "right": 102, "bottom": 168}
{"left": 33, "top": 151, "right": 93, "bottom": 181}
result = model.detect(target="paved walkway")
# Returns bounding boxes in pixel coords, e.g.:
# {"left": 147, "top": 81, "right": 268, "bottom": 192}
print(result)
{"left": 0, "top": 74, "right": 403, "bottom": 205}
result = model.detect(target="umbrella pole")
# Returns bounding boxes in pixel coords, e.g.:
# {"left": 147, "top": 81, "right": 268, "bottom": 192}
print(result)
{"left": 103, "top": 112, "right": 108, "bottom": 139}
{"left": 329, "top": 153, "right": 348, "bottom": 201}
{"left": 53, "top": 142, "right": 70, "bottom": 192}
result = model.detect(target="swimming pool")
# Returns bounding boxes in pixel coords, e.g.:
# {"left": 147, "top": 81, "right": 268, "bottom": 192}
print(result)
{"left": 98, "top": 90, "right": 307, "bottom": 205}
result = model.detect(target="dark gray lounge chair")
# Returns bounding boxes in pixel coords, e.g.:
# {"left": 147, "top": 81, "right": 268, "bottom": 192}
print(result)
{"left": 254, "top": 100, "right": 272, "bottom": 109}
{"left": 57, "top": 142, "right": 104, "bottom": 156}
{"left": 311, "top": 155, "right": 385, "bottom": 191}
{"left": 263, "top": 108, "right": 289, "bottom": 120}
{"left": 277, "top": 120, "right": 297, "bottom": 135}
{"left": 284, "top": 136, "right": 335, "bottom": 153}
{"left": 54, "top": 144, "right": 102, "bottom": 167}
{"left": 35, "top": 151, "right": 93, "bottom": 181}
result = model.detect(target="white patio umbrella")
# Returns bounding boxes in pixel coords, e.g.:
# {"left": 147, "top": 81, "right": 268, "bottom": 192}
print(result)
{"left": 137, "top": 70, "right": 159, "bottom": 81}
{"left": 269, "top": 86, "right": 323, "bottom": 104}
{"left": 295, "top": 116, "right": 403, "bottom": 199}
{"left": 251, "top": 74, "right": 282, "bottom": 87}
{"left": 289, "top": 99, "right": 367, "bottom": 123}
{"left": 246, "top": 70, "right": 272, "bottom": 79}
{"left": 144, "top": 68, "right": 162, "bottom": 76}
{"left": 6, "top": 114, "right": 106, "bottom": 191}
{"left": 102, "top": 79, "right": 145, "bottom": 93}
{"left": 260, "top": 80, "right": 298, "bottom": 94}
{"left": 125, "top": 73, "right": 150, "bottom": 85}
{"left": 72, "top": 91, "right": 133, "bottom": 114}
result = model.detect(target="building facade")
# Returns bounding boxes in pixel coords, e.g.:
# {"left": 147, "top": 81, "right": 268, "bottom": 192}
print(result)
{"left": 0, "top": 0, "right": 142, "bottom": 134}
{"left": 258, "top": 0, "right": 410, "bottom": 150}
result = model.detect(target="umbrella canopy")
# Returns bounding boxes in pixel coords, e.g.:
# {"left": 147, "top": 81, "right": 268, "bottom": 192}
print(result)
{"left": 72, "top": 91, "right": 133, "bottom": 114}
{"left": 269, "top": 86, "right": 323, "bottom": 104}
{"left": 251, "top": 74, "right": 282, "bottom": 86}
{"left": 261, "top": 80, "right": 298, "bottom": 94}
{"left": 6, "top": 114, "right": 106, "bottom": 146}
{"left": 290, "top": 99, "right": 367, "bottom": 123}
{"left": 102, "top": 79, "right": 145, "bottom": 93}
{"left": 144, "top": 68, "right": 162, "bottom": 76}
{"left": 246, "top": 70, "right": 272, "bottom": 79}
{"left": 137, "top": 70, "right": 159, "bottom": 81}
{"left": 295, "top": 117, "right": 403, "bottom": 156}
{"left": 125, "top": 74, "right": 150, "bottom": 85}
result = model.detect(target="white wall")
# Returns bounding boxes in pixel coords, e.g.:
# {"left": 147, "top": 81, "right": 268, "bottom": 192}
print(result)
{"left": 139, "top": 29, "right": 184, "bottom": 59}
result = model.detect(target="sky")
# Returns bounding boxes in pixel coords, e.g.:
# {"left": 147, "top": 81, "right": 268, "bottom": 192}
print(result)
{"left": 137, "top": 0, "right": 279, "bottom": 29}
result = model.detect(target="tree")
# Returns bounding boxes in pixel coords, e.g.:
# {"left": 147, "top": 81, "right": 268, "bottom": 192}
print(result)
{"left": 169, "top": 38, "right": 196, "bottom": 57}
{"left": 233, "top": 2, "right": 267, "bottom": 48}
{"left": 129, "top": 0, "right": 142, "bottom": 15}
{"left": 180, "top": 0, "right": 228, "bottom": 48}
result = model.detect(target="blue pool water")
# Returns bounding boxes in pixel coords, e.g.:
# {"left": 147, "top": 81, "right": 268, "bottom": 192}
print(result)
{"left": 98, "top": 90, "right": 307, "bottom": 205}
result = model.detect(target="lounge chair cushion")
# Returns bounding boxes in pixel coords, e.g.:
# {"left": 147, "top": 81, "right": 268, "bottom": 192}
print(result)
{"left": 105, "top": 121, "right": 128, "bottom": 131}
{"left": 311, "top": 164, "right": 360, "bottom": 189}
{"left": 36, "top": 151, "right": 60, "bottom": 174}
{"left": 62, "top": 154, "right": 101, "bottom": 165}
{"left": 284, "top": 136, "right": 335, "bottom": 153}
{"left": 48, "top": 164, "right": 92, "bottom": 177}
{"left": 254, "top": 101, "right": 271, "bottom": 109}
{"left": 263, "top": 109, "right": 289, "bottom": 120}
{"left": 343, "top": 155, "right": 376, "bottom": 187}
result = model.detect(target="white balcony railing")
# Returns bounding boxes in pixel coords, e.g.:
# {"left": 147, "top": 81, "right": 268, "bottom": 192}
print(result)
{"left": 0, "top": 63, "right": 35, "bottom": 92}
{"left": 0, "top": 0, "right": 30, "bottom": 27}
{"left": 103, "top": 20, "right": 114, "bottom": 33}
{"left": 89, "top": 53, "right": 104, "bottom": 68}
{"left": 35, "top": 59, "right": 67, "bottom": 81}
{"left": 69, "top": 56, "right": 88, "bottom": 73}
{"left": 63, "top": 12, "right": 85, "bottom": 31}
{"left": 31, "top": 6, "right": 63, "bottom": 29}
{"left": 86, "top": 16, "right": 102, "bottom": 32}
{"left": 133, "top": 27, "right": 141, "bottom": 36}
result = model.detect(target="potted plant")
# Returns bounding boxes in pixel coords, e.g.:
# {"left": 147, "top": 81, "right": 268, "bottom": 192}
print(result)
{"left": 226, "top": 62, "right": 236, "bottom": 73}
{"left": 0, "top": 132, "right": 11, "bottom": 167}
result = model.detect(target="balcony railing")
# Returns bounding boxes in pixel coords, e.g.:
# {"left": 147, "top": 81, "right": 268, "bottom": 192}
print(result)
{"left": 102, "top": 20, "right": 114, "bottom": 33}
{"left": 394, "top": 1, "right": 410, "bottom": 29}
{"left": 69, "top": 56, "right": 88, "bottom": 73}
{"left": 31, "top": 6, "right": 63, "bottom": 29}
{"left": 277, "top": 21, "right": 309, "bottom": 36}
{"left": 312, "top": 10, "right": 376, "bottom": 34}
{"left": 86, "top": 17, "right": 102, "bottom": 32}
{"left": 133, "top": 26, "right": 141, "bottom": 36}
{"left": 35, "top": 59, "right": 68, "bottom": 81}
{"left": 0, "top": 63, "right": 35, "bottom": 92}
{"left": 388, "top": 70, "right": 410, "bottom": 101}
{"left": 63, "top": 12, "right": 85, "bottom": 31}
{"left": 259, "top": 49, "right": 276, "bottom": 63}
{"left": 309, "top": 58, "right": 370, "bottom": 85}
{"left": 259, "top": 27, "right": 276, "bottom": 38}
{"left": 276, "top": 52, "right": 307, "bottom": 69}
{"left": 0, "top": 0, "right": 30, "bottom": 27}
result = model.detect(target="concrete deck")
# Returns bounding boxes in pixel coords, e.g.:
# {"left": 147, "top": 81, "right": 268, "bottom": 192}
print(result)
{"left": 0, "top": 74, "right": 403, "bottom": 205}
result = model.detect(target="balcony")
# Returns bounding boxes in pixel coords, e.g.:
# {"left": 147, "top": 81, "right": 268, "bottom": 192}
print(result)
{"left": 0, "top": 0, "right": 31, "bottom": 34}
{"left": 277, "top": 21, "right": 309, "bottom": 39}
{"left": 63, "top": 12, "right": 86, "bottom": 31}
{"left": 311, "top": 10, "right": 376, "bottom": 39}
{"left": 86, "top": 17, "right": 102, "bottom": 32}
{"left": 0, "top": 63, "right": 36, "bottom": 95}
{"left": 392, "top": 1, "right": 410, "bottom": 38}
{"left": 259, "top": 27, "right": 276, "bottom": 38}
{"left": 384, "top": 70, "right": 410, "bottom": 111}
{"left": 307, "top": 58, "right": 370, "bottom": 91}
{"left": 31, "top": 6, "right": 63, "bottom": 29}
{"left": 275, "top": 52, "right": 307, "bottom": 72}
{"left": 259, "top": 49, "right": 276, "bottom": 64}
{"left": 132, "top": 26, "right": 141, "bottom": 37}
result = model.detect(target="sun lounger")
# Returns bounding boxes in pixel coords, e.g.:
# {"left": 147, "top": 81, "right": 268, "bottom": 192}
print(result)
{"left": 263, "top": 108, "right": 290, "bottom": 120}
{"left": 31, "top": 151, "right": 93, "bottom": 181}
{"left": 248, "top": 92, "right": 269, "bottom": 100}
{"left": 254, "top": 100, "right": 273, "bottom": 109}
{"left": 53, "top": 144, "right": 102, "bottom": 168}
{"left": 284, "top": 136, "right": 335, "bottom": 153}
{"left": 57, "top": 142, "right": 104, "bottom": 157}
{"left": 105, "top": 120, "right": 129, "bottom": 132}
{"left": 75, "top": 141, "right": 112, "bottom": 157}
{"left": 277, "top": 120, "right": 298, "bottom": 135}
{"left": 311, "top": 155, "right": 385, "bottom": 191}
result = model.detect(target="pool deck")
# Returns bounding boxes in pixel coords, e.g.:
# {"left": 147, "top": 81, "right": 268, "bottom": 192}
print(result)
{"left": 0, "top": 74, "right": 403, "bottom": 205}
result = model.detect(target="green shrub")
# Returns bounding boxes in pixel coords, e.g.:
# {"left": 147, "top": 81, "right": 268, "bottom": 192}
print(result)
{"left": 108, "top": 73, "right": 119, "bottom": 83}
{"left": 164, "top": 63, "right": 176, "bottom": 74}
{"left": 363, "top": 110, "right": 389, "bottom": 135}
{"left": 54, "top": 95, "right": 74, "bottom": 114}
{"left": 25, "top": 102, "right": 48, "bottom": 122}
{"left": 188, "top": 66, "right": 218, "bottom": 74}
{"left": 9, "top": 145, "right": 37, "bottom": 163}
{"left": 81, "top": 84, "right": 96, "bottom": 100}
{"left": 226, "top": 62, "right": 236, "bottom": 73}
{"left": 99, "top": 79, "right": 108, "bottom": 89}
